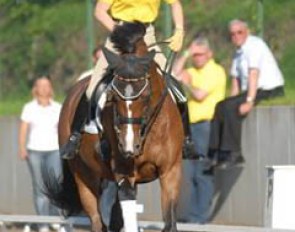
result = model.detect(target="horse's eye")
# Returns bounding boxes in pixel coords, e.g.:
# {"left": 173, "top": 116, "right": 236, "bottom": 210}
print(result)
{"left": 141, "top": 87, "right": 149, "bottom": 99}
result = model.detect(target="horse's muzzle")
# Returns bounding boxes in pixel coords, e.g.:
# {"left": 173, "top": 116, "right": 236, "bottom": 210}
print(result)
{"left": 122, "top": 150, "right": 142, "bottom": 159}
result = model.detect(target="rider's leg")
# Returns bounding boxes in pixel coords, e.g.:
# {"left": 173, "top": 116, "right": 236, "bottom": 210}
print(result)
{"left": 170, "top": 79, "right": 196, "bottom": 158}
{"left": 60, "top": 93, "right": 89, "bottom": 159}
{"left": 144, "top": 25, "right": 167, "bottom": 71}
{"left": 86, "top": 38, "right": 116, "bottom": 99}
{"left": 61, "top": 39, "right": 116, "bottom": 160}
{"left": 177, "top": 100, "right": 197, "bottom": 158}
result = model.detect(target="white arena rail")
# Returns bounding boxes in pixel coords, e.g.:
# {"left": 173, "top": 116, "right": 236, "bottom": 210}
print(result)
{"left": 0, "top": 215, "right": 294, "bottom": 232}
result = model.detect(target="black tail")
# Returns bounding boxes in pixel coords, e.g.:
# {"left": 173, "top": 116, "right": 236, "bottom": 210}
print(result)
{"left": 42, "top": 160, "right": 82, "bottom": 217}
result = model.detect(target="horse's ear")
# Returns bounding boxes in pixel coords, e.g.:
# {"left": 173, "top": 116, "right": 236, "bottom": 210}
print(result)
{"left": 102, "top": 47, "right": 123, "bottom": 68}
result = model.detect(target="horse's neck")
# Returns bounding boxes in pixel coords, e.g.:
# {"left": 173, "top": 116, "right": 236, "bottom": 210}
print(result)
{"left": 149, "top": 65, "right": 168, "bottom": 104}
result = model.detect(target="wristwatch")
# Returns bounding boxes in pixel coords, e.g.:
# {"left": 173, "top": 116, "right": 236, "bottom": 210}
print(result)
{"left": 246, "top": 96, "right": 254, "bottom": 103}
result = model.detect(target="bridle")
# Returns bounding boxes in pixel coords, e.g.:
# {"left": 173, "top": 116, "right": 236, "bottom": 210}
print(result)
{"left": 111, "top": 42, "right": 175, "bottom": 138}
{"left": 111, "top": 70, "right": 168, "bottom": 145}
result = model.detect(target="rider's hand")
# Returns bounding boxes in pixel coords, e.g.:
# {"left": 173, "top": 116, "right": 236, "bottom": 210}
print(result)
{"left": 166, "top": 28, "right": 184, "bottom": 52}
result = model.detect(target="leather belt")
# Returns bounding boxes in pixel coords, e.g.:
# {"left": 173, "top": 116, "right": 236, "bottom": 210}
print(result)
{"left": 113, "top": 18, "right": 153, "bottom": 28}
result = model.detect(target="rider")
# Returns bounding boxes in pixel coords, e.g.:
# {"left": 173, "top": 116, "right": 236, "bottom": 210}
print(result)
{"left": 61, "top": 0, "right": 194, "bottom": 159}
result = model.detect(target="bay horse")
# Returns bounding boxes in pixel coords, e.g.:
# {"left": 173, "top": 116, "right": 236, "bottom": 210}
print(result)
{"left": 44, "top": 22, "right": 184, "bottom": 232}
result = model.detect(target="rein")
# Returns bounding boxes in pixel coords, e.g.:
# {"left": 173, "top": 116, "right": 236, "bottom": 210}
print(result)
{"left": 138, "top": 45, "right": 177, "bottom": 140}
{"left": 140, "top": 75, "right": 168, "bottom": 140}
{"left": 143, "top": 41, "right": 178, "bottom": 134}
{"left": 148, "top": 41, "right": 177, "bottom": 75}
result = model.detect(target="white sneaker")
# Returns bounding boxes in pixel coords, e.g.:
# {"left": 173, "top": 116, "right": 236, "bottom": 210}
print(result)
{"left": 59, "top": 226, "right": 67, "bottom": 232}
{"left": 23, "top": 224, "right": 31, "bottom": 232}
{"left": 51, "top": 223, "right": 61, "bottom": 231}
{"left": 39, "top": 226, "right": 49, "bottom": 232}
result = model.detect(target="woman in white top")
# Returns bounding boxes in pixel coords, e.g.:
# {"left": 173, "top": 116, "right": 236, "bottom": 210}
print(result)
{"left": 18, "top": 76, "right": 62, "bottom": 232}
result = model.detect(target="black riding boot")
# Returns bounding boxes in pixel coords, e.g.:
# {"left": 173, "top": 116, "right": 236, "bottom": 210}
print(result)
{"left": 166, "top": 74, "right": 198, "bottom": 159}
{"left": 177, "top": 101, "right": 198, "bottom": 159}
{"left": 60, "top": 93, "right": 89, "bottom": 160}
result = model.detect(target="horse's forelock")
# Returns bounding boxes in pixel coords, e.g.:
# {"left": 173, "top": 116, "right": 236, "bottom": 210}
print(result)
{"left": 115, "top": 55, "right": 149, "bottom": 79}
{"left": 110, "top": 22, "right": 146, "bottom": 54}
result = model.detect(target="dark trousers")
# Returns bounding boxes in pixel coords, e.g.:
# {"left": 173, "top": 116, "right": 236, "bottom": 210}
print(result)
{"left": 209, "top": 86, "right": 284, "bottom": 153}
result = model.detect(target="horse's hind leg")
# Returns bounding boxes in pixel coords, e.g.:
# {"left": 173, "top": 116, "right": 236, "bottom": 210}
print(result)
{"left": 74, "top": 174, "right": 105, "bottom": 232}
{"left": 160, "top": 163, "right": 182, "bottom": 232}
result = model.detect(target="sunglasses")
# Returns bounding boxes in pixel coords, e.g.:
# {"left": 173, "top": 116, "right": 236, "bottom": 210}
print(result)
{"left": 230, "top": 30, "right": 244, "bottom": 36}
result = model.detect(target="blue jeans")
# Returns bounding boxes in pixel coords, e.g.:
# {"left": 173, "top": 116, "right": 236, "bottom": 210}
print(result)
{"left": 191, "top": 121, "right": 211, "bottom": 157}
{"left": 178, "top": 121, "right": 214, "bottom": 224}
{"left": 27, "top": 150, "right": 62, "bottom": 217}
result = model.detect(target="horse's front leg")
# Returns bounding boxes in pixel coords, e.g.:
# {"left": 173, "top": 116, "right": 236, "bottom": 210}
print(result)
{"left": 159, "top": 162, "right": 182, "bottom": 232}
{"left": 74, "top": 173, "right": 105, "bottom": 232}
{"left": 116, "top": 177, "right": 139, "bottom": 232}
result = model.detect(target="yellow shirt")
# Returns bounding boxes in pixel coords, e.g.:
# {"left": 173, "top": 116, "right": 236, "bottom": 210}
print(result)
{"left": 186, "top": 59, "right": 226, "bottom": 123}
{"left": 99, "top": 0, "right": 176, "bottom": 23}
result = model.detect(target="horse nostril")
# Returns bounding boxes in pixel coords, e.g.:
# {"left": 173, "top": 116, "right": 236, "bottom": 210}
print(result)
{"left": 135, "top": 144, "right": 141, "bottom": 150}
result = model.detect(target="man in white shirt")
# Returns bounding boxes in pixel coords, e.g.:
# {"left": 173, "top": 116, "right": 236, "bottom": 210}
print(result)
{"left": 209, "top": 19, "right": 284, "bottom": 168}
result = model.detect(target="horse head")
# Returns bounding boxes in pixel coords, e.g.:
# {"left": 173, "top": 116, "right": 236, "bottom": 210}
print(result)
{"left": 103, "top": 22, "right": 156, "bottom": 159}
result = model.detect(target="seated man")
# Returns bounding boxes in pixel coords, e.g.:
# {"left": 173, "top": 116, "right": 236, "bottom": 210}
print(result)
{"left": 209, "top": 19, "right": 285, "bottom": 168}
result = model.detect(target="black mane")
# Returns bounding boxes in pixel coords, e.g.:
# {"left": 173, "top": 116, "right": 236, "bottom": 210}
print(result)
{"left": 110, "top": 22, "right": 146, "bottom": 54}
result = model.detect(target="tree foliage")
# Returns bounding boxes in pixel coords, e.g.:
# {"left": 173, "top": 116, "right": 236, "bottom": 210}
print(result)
{"left": 0, "top": 0, "right": 89, "bottom": 97}
{"left": 0, "top": 0, "right": 295, "bottom": 99}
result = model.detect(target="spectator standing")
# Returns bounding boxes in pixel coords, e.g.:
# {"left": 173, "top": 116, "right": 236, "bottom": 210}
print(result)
{"left": 174, "top": 35, "right": 226, "bottom": 223}
{"left": 209, "top": 19, "right": 285, "bottom": 168}
{"left": 18, "top": 76, "right": 62, "bottom": 232}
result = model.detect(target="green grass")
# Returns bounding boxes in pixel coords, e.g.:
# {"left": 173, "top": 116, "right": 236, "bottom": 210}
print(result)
{"left": 0, "top": 99, "right": 30, "bottom": 116}
{"left": 259, "top": 89, "right": 295, "bottom": 106}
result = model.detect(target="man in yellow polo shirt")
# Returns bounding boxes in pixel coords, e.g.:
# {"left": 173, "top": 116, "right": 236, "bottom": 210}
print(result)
{"left": 174, "top": 34, "right": 226, "bottom": 223}
{"left": 61, "top": 0, "right": 185, "bottom": 159}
